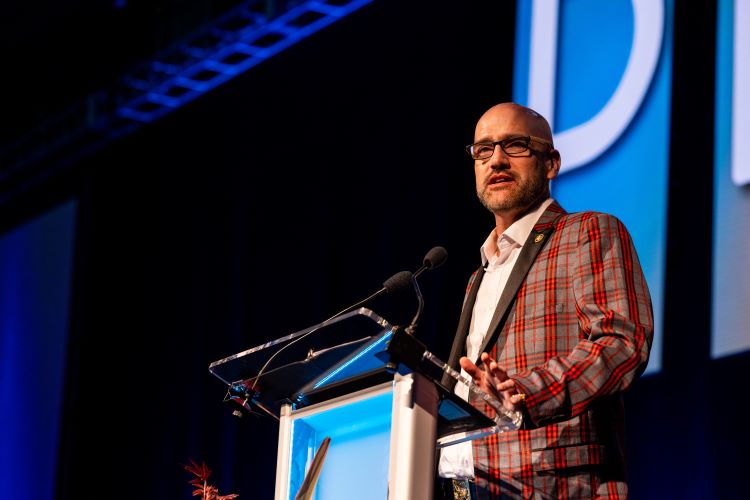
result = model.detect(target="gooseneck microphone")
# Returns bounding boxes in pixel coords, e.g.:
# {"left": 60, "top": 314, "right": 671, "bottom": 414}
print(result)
{"left": 415, "top": 246, "right": 448, "bottom": 278}
{"left": 250, "top": 268, "right": 413, "bottom": 395}
{"left": 332, "top": 269, "right": 413, "bottom": 319}
{"left": 405, "top": 246, "right": 448, "bottom": 335}
{"left": 250, "top": 247, "right": 446, "bottom": 398}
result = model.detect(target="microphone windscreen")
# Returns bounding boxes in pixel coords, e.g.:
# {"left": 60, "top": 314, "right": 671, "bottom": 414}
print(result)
{"left": 383, "top": 270, "right": 413, "bottom": 293}
{"left": 423, "top": 246, "right": 448, "bottom": 270}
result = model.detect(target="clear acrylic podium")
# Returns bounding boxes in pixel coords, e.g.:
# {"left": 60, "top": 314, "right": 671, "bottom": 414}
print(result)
{"left": 209, "top": 308, "right": 503, "bottom": 500}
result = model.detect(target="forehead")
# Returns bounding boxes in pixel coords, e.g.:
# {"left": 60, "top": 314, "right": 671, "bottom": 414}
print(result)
{"left": 474, "top": 107, "right": 548, "bottom": 141}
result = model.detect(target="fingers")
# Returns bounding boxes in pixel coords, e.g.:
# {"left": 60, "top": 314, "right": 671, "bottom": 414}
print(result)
{"left": 482, "top": 353, "right": 508, "bottom": 382}
{"left": 461, "top": 353, "right": 509, "bottom": 380}
{"left": 496, "top": 379, "right": 516, "bottom": 392}
{"left": 458, "top": 356, "right": 476, "bottom": 371}
{"left": 459, "top": 354, "right": 527, "bottom": 410}
{"left": 480, "top": 352, "right": 492, "bottom": 367}
{"left": 496, "top": 378, "right": 526, "bottom": 409}
{"left": 459, "top": 356, "right": 494, "bottom": 394}
{"left": 458, "top": 356, "right": 481, "bottom": 378}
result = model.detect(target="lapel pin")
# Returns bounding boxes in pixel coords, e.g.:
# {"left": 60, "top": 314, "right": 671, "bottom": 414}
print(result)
{"left": 534, "top": 233, "right": 545, "bottom": 243}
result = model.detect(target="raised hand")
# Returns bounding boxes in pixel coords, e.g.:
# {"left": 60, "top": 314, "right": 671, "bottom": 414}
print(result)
{"left": 459, "top": 352, "right": 526, "bottom": 412}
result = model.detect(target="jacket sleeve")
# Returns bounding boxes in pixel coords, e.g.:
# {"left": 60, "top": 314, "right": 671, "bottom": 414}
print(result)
{"left": 510, "top": 213, "right": 654, "bottom": 427}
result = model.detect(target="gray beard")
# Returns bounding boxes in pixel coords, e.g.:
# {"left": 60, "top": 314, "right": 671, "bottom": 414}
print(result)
{"left": 477, "top": 170, "right": 548, "bottom": 214}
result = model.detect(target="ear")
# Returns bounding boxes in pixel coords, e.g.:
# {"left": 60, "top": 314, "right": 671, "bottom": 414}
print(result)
{"left": 546, "top": 149, "right": 561, "bottom": 180}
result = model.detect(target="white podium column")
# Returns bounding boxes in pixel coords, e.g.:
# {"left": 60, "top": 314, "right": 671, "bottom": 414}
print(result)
{"left": 387, "top": 372, "right": 438, "bottom": 500}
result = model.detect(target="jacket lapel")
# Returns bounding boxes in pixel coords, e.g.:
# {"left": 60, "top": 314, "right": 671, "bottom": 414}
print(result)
{"left": 442, "top": 265, "right": 485, "bottom": 388}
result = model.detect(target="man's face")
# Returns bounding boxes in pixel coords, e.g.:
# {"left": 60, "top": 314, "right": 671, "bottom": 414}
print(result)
{"left": 473, "top": 106, "right": 559, "bottom": 217}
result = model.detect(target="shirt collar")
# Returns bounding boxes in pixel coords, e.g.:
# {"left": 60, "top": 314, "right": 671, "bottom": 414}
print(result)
{"left": 480, "top": 197, "right": 554, "bottom": 266}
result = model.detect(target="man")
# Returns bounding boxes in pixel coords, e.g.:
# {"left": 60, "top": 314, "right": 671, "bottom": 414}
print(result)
{"left": 437, "top": 103, "right": 653, "bottom": 499}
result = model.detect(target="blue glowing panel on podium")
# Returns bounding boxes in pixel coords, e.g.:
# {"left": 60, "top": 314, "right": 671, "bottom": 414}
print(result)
{"left": 513, "top": 0, "right": 673, "bottom": 373}
{"left": 712, "top": 0, "right": 750, "bottom": 358}
{"left": 289, "top": 390, "right": 392, "bottom": 500}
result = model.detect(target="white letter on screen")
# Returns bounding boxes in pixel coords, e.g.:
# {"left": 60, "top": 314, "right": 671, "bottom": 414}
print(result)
{"left": 527, "top": 0, "right": 664, "bottom": 174}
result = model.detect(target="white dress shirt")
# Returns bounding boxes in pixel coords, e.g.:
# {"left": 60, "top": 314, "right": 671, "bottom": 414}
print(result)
{"left": 438, "top": 198, "right": 553, "bottom": 479}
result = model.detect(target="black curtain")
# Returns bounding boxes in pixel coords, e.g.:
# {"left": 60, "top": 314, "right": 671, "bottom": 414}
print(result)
{"left": 54, "top": 1, "right": 517, "bottom": 498}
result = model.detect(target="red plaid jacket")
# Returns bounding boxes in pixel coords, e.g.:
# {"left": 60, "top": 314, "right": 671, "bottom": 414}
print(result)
{"left": 442, "top": 201, "right": 653, "bottom": 499}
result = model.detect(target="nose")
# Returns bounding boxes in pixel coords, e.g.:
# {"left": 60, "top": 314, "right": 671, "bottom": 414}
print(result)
{"left": 486, "top": 143, "right": 510, "bottom": 169}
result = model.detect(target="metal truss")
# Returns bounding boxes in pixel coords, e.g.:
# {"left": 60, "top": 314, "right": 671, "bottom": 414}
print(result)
{"left": 0, "top": 0, "right": 373, "bottom": 201}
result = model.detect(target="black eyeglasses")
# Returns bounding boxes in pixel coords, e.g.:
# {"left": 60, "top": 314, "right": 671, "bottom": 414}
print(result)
{"left": 466, "top": 135, "right": 553, "bottom": 160}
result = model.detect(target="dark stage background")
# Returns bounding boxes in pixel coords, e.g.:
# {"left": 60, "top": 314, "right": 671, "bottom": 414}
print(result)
{"left": 0, "top": 1, "right": 745, "bottom": 499}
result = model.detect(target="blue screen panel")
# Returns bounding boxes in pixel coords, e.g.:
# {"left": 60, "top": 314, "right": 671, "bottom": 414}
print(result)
{"left": 514, "top": 0, "right": 673, "bottom": 374}
{"left": 0, "top": 199, "right": 78, "bottom": 500}
{"left": 712, "top": 0, "right": 750, "bottom": 358}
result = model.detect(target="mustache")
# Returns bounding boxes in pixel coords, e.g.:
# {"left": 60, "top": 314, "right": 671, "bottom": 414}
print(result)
{"left": 485, "top": 172, "right": 516, "bottom": 185}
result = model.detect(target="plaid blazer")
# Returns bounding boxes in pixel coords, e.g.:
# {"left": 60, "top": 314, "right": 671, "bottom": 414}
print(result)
{"left": 442, "top": 201, "right": 653, "bottom": 499}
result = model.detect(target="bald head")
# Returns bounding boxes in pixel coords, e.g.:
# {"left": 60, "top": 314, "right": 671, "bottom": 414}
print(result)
{"left": 475, "top": 103, "right": 554, "bottom": 145}
{"left": 471, "top": 102, "right": 561, "bottom": 232}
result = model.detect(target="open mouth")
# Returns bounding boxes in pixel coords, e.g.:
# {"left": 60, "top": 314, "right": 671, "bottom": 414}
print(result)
{"left": 488, "top": 174, "right": 514, "bottom": 186}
